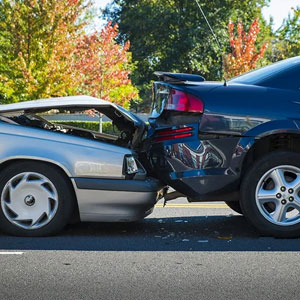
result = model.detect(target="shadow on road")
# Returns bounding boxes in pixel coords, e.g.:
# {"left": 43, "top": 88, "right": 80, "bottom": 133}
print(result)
{"left": 0, "top": 215, "right": 299, "bottom": 252}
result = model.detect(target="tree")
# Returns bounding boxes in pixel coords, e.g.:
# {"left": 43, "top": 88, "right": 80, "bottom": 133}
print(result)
{"left": 74, "top": 22, "right": 138, "bottom": 109}
{"left": 104, "top": 0, "right": 271, "bottom": 110}
{"left": 0, "top": 1, "right": 138, "bottom": 108}
{"left": 223, "top": 19, "right": 268, "bottom": 78}
{"left": 268, "top": 7, "right": 300, "bottom": 62}
{"left": 0, "top": 0, "right": 90, "bottom": 103}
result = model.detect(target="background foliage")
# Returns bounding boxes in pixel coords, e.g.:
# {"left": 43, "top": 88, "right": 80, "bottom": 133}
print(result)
{"left": 104, "top": 0, "right": 273, "bottom": 110}
{"left": 0, "top": 0, "right": 299, "bottom": 111}
{"left": 0, "top": 0, "right": 88, "bottom": 103}
{"left": 0, "top": 0, "right": 137, "bottom": 107}
{"left": 74, "top": 21, "right": 138, "bottom": 109}
{"left": 223, "top": 19, "right": 268, "bottom": 78}
{"left": 267, "top": 7, "right": 300, "bottom": 62}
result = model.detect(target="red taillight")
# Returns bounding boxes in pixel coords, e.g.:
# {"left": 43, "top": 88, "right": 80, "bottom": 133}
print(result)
{"left": 154, "top": 126, "right": 194, "bottom": 142}
{"left": 157, "top": 126, "right": 194, "bottom": 136}
{"left": 165, "top": 89, "right": 203, "bottom": 113}
{"left": 155, "top": 132, "right": 193, "bottom": 142}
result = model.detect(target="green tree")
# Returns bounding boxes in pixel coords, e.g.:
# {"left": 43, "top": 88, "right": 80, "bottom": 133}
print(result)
{"left": 268, "top": 7, "right": 300, "bottom": 62}
{"left": 104, "top": 0, "right": 271, "bottom": 111}
{"left": 0, "top": 0, "right": 91, "bottom": 103}
{"left": 0, "top": 0, "right": 138, "bottom": 108}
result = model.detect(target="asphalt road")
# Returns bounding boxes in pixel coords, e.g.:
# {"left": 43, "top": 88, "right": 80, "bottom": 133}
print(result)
{"left": 0, "top": 199, "right": 300, "bottom": 300}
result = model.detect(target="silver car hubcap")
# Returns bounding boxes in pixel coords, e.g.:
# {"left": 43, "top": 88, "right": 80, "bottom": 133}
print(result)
{"left": 255, "top": 165, "right": 300, "bottom": 226}
{"left": 1, "top": 172, "right": 58, "bottom": 230}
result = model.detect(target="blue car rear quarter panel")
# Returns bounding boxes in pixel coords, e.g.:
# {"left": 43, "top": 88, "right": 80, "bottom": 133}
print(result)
{"left": 149, "top": 129, "right": 241, "bottom": 200}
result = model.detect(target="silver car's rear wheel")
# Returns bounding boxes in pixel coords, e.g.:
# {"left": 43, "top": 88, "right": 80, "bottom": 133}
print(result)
{"left": 0, "top": 161, "right": 74, "bottom": 236}
{"left": 255, "top": 166, "right": 300, "bottom": 226}
{"left": 1, "top": 172, "right": 59, "bottom": 230}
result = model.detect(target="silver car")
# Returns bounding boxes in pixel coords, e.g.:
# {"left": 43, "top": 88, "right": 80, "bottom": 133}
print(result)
{"left": 0, "top": 96, "right": 162, "bottom": 236}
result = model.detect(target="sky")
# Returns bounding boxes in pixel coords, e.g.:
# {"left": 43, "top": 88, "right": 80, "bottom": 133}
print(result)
{"left": 93, "top": 0, "right": 300, "bottom": 30}
{"left": 262, "top": 0, "right": 299, "bottom": 29}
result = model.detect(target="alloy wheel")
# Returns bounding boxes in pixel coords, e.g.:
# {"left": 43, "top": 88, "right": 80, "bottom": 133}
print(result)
{"left": 255, "top": 165, "right": 300, "bottom": 226}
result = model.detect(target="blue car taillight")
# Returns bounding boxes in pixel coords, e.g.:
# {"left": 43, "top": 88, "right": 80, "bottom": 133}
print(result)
{"left": 165, "top": 89, "right": 204, "bottom": 113}
{"left": 154, "top": 126, "right": 194, "bottom": 142}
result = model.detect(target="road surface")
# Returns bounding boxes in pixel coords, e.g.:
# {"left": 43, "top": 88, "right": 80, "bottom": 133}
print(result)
{"left": 0, "top": 198, "right": 299, "bottom": 300}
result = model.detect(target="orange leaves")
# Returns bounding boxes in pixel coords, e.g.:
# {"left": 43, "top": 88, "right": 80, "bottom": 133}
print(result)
{"left": 68, "top": 0, "right": 80, "bottom": 5}
{"left": 0, "top": 0, "right": 92, "bottom": 101}
{"left": 223, "top": 19, "right": 268, "bottom": 78}
{"left": 74, "top": 21, "right": 138, "bottom": 108}
{"left": 0, "top": 1, "right": 137, "bottom": 106}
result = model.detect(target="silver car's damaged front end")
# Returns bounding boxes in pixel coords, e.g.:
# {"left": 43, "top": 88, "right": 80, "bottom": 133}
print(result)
{"left": 74, "top": 177, "right": 160, "bottom": 222}
{"left": 0, "top": 96, "right": 163, "bottom": 235}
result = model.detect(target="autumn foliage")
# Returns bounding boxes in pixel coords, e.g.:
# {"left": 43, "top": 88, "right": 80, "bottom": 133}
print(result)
{"left": 0, "top": 0, "right": 87, "bottom": 102}
{"left": 0, "top": 0, "right": 138, "bottom": 108}
{"left": 223, "top": 19, "right": 268, "bottom": 78}
{"left": 75, "top": 22, "right": 138, "bottom": 108}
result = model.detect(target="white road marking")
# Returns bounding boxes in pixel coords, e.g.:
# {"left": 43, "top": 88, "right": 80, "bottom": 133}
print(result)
{"left": 0, "top": 252, "right": 24, "bottom": 255}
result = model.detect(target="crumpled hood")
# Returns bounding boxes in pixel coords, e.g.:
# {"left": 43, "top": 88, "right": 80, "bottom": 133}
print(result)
{"left": 0, "top": 95, "right": 146, "bottom": 148}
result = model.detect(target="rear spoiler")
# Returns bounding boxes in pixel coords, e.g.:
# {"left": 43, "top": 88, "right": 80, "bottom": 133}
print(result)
{"left": 154, "top": 71, "right": 205, "bottom": 84}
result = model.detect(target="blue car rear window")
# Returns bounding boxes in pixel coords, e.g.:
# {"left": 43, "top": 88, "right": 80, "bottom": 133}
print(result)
{"left": 230, "top": 56, "right": 300, "bottom": 89}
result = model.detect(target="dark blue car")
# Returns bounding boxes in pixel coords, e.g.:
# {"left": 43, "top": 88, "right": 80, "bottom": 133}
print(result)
{"left": 142, "top": 55, "right": 300, "bottom": 238}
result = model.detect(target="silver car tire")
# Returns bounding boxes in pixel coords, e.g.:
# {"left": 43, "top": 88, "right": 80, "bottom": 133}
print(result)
{"left": 0, "top": 161, "right": 74, "bottom": 237}
{"left": 241, "top": 151, "right": 300, "bottom": 238}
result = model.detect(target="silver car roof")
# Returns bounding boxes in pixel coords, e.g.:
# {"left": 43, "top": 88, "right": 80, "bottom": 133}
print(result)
{"left": 0, "top": 95, "right": 112, "bottom": 113}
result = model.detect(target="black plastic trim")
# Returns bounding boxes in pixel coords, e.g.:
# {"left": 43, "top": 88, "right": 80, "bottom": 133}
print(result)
{"left": 154, "top": 71, "right": 205, "bottom": 83}
{"left": 74, "top": 177, "right": 162, "bottom": 192}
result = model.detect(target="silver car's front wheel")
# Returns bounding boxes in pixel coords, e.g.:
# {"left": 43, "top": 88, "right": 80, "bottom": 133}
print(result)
{"left": 1, "top": 172, "right": 59, "bottom": 230}
{"left": 241, "top": 151, "right": 300, "bottom": 238}
{"left": 0, "top": 161, "right": 74, "bottom": 236}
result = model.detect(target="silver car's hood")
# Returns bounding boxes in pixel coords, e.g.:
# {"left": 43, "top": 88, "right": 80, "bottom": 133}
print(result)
{"left": 0, "top": 95, "right": 146, "bottom": 148}
{"left": 0, "top": 95, "right": 127, "bottom": 116}
{"left": 0, "top": 96, "right": 110, "bottom": 111}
